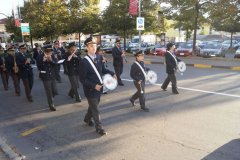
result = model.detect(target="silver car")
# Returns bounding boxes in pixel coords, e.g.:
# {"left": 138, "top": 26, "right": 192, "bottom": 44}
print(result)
{"left": 200, "top": 43, "right": 224, "bottom": 57}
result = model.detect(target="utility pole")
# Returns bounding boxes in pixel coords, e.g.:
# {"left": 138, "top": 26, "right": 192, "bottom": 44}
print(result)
{"left": 138, "top": 0, "right": 141, "bottom": 50}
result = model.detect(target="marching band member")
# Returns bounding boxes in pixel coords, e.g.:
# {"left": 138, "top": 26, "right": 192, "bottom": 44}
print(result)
{"left": 16, "top": 43, "right": 35, "bottom": 102}
{"left": 64, "top": 42, "right": 82, "bottom": 102}
{"left": 37, "top": 44, "right": 58, "bottom": 111}
{"left": 130, "top": 50, "right": 150, "bottom": 112}
{"left": 96, "top": 46, "right": 108, "bottom": 94}
{"left": 5, "top": 47, "right": 20, "bottom": 96}
{"left": 0, "top": 46, "right": 9, "bottom": 91}
{"left": 79, "top": 37, "right": 116, "bottom": 136}
{"left": 53, "top": 40, "right": 63, "bottom": 83}
{"left": 112, "top": 39, "right": 125, "bottom": 86}
{"left": 161, "top": 42, "right": 181, "bottom": 94}
{"left": 33, "top": 43, "right": 43, "bottom": 61}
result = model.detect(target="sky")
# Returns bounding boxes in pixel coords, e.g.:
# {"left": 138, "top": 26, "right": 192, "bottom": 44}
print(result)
{"left": 0, "top": 0, "right": 109, "bottom": 19}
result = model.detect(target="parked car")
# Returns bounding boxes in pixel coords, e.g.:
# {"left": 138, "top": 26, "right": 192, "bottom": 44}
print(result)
{"left": 221, "top": 40, "right": 238, "bottom": 50}
{"left": 200, "top": 43, "right": 224, "bottom": 58}
{"left": 151, "top": 44, "right": 166, "bottom": 56}
{"left": 234, "top": 47, "right": 240, "bottom": 58}
{"left": 175, "top": 43, "right": 199, "bottom": 57}
{"left": 102, "top": 43, "right": 114, "bottom": 53}
{"left": 144, "top": 43, "right": 155, "bottom": 55}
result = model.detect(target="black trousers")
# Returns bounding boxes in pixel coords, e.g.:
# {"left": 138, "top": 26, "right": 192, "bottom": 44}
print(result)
{"left": 0, "top": 71, "right": 9, "bottom": 90}
{"left": 54, "top": 64, "right": 61, "bottom": 82}
{"left": 84, "top": 97, "right": 102, "bottom": 129}
{"left": 161, "top": 73, "right": 178, "bottom": 92}
{"left": 42, "top": 80, "right": 57, "bottom": 107}
{"left": 21, "top": 72, "right": 33, "bottom": 100}
{"left": 68, "top": 75, "right": 81, "bottom": 100}
{"left": 131, "top": 81, "right": 145, "bottom": 107}
{"left": 114, "top": 64, "right": 123, "bottom": 84}
{"left": 9, "top": 72, "right": 20, "bottom": 94}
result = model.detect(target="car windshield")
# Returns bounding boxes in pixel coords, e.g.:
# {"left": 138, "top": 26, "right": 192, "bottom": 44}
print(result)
{"left": 131, "top": 38, "right": 139, "bottom": 43}
{"left": 155, "top": 44, "right": 165, "bottom": 48}
{"left": 179, "top": 43, "right": 192, "bottom": 48}
{"left": 203, "top": 44, "right": 222, "bottom": 49}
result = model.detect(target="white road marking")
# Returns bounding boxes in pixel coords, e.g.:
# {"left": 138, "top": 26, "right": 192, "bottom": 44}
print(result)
{"left": 122, "top": 78, "right": 240, "bottom": 98}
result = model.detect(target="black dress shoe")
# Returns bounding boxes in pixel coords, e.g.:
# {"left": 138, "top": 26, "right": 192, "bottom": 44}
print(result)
{"left": 68, "top": 94, "right": 74, "bottom": 98}
{"left": 161, "top": 86, "right": 167, "bottom": 91}
{"left": 49, "top": 106, "right": 56, "bottom": 111}
{"left": 172, "top": 91, "right": 179, "bottom": 94}
{"left": 118, "top": 83, "right": 124, "bottom": 86}
{"left": 76, "top": 99, "right": 81, "bottom": 102}
{"left": 96, "top": 128, "right": 107, "bottom": 136}
{"left": 129, "top": 98, "right": 136, "bottom": 106}
{"left": 84, "top": 119, "right": 94, "bottom": 127}
{"left": 28, "top": 98, "right": 33, "bottom": 102}
{"left": 141, "top": 107, "right": 150, "bottom": 112}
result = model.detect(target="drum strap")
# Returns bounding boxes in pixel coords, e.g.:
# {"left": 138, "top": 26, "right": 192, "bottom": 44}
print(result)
{"left": 134, "top": 61, "right": 147, "bottom": 80}
{"left": 168, "top": 51, "right": 178, "bottom": 66}
{"left": 84, "top": 56, "right": 103, "bottom": 84}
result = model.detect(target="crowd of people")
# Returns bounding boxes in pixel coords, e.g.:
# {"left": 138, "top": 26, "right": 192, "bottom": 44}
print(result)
{"left": 0, "top": 38, "right": 180, "bottom": 136}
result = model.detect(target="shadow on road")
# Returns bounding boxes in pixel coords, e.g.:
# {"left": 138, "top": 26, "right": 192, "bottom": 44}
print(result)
{"left": 201, "top": 139, "right": 240, "bottom": 160}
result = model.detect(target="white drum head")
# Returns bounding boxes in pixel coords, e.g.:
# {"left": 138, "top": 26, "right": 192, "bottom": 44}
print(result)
{"left": 147, "top": 70, "right": 158, "bottom": 84}
{"left": 178, "top": 61, "right": 186, "bottom": 73}
{"left": 103, "top": 74, "right": 117, "bottom": 90}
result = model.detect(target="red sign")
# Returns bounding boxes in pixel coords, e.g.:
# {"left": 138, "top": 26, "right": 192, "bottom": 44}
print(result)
{"left": 15, "top": 19, "right": 20, "bottom": 27}
{"left": 129, "top": 0, "right": 138, "bottom": 16}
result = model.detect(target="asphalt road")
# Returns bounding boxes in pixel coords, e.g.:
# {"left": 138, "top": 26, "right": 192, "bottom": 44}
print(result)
{"left": 0, "top": 55, "right": 239, "bottom": 160}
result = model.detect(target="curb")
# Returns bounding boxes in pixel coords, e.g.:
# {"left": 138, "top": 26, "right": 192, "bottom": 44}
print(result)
{"left": 0, "top": 137, "right": 25, "bottom": 160}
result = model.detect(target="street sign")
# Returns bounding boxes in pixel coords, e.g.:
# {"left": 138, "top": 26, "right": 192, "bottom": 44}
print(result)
{"left": 136, "top": 17, "right": 144, "bottom": 30}
{"left": 20, "top": 23, "right": 30, "bottom": 36}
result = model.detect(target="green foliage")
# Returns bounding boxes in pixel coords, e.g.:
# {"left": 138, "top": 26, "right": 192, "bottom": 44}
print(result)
{"left": 161, "top": 0, "right": 209, "bottom": 34}
{"left": 102, "top": 0, "right": 164, "bottom": 37}
{"left": 19, "top": 0, "right": 100, "bottom": 40}
{"left": 66, "top": 0, "right": 101, "bottom": 35}
{"left": 209, "top": 0, "right": 240, "bottom": 34}
{"left": 4, "top": 17, "right": 22, "bottom": 42}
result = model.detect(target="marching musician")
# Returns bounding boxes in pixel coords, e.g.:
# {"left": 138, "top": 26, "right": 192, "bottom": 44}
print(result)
{"left": 16, "top": 43, "right": 35, "bottom": 102}
{"left": 112, "top": 39, "right": 125, "bottom": 86}
{"left": 5, "top": 46, "right": 20, "bottom": 96}
{"left": 53, "top": 40, "right": 63, "bottom": 83}
{"left": 33, "top": 43, "right": 43, "bottom": 61}
{"left": 96, "top": 46, "right": 107, "bottom": 66}
{"left": 36, "top": 44, "right": 58, "bottom": 111}
{"left": 79, "top": 37, "right": 116, "bottom": 136}
{"left": 0, "top": 45, "right": 9, "bottom": 91}
{"left": 161, "top": 42, "right": 181, "bottom": 94}
{"left": 129, "top": 50, "right": 150, "bottom": 112}
{"left": 64, "top": 42, "right": 82, "bottom": 102}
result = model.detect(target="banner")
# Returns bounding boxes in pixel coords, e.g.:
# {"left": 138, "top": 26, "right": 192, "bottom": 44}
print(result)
{"left": 129, "top": 0, "right": 138, "bottom": 16}
{"left": 15, "top": 19, "right": 20, "bottom": 27}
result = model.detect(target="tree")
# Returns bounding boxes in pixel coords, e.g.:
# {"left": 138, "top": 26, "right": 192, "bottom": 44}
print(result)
{"left": 22, "top": 0, "right": 70, "bottom": 40}
{"left": 102, "top": 0, "right": 164, "bottom": 36}
{"left": 159, "top": 0, "right": 210, "bottom": 53}
{"left": 209, "top": 0, "right": 240, "bottom": 48}
{"left": 5, "top": 16, "right": 22, "bottom": 42}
